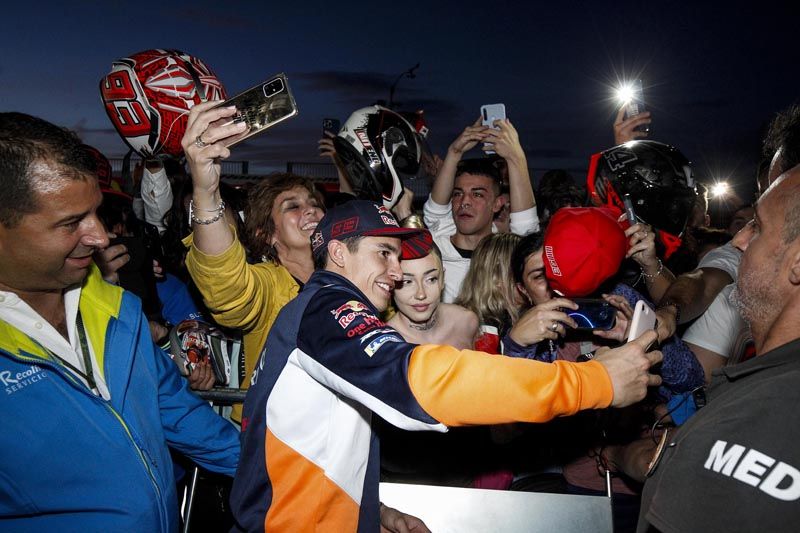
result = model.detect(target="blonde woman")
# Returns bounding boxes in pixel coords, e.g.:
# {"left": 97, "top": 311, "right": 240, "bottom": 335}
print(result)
{"left": 388, "top": 231, "right": 478, "bottom": 349}
{"left": 455, "top": 232, "right": 523, "bottom": 353}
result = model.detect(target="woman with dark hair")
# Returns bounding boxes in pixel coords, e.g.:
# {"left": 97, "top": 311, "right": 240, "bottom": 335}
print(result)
{"left": 184, "top": 169, "right": 324, "bottom": 426}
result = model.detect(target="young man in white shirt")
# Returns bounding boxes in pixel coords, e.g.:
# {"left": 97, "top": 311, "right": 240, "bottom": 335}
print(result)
{"left": 423, "top": 118, "right": 539, "bottom": 302}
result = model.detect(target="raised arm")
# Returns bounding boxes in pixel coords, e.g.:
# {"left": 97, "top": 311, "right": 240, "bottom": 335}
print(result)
{"left": 655, "top": 267, "right": 734, "bottom": 341}
{"left": 429, "top": 119, "right": 488, "bottom": 205}
{"left": 319, "top": 131, "right": 354, "bottom": 195}
{"left": 483, "top": 118, "right": 535, "bottom": 213}
{"left": 140, "top": 159, "right": 173, "bottom": 234}
{"left": 180, "top": 101, "right": 247, "bottom": 255}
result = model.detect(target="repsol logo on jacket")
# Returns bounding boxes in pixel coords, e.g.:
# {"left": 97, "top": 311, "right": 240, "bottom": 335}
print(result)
{"left": 1, "top": 365, "right": 48, "bottom": 395}
{"left": 705, "top": 439, "right": 800, "bottom": 501}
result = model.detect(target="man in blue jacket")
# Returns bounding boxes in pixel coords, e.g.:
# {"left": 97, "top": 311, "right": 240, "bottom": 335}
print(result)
{"left": 0, "top": 112, "right": 240, "bottom": 532}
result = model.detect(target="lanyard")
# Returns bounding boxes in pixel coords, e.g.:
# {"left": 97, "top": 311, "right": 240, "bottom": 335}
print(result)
{"left": 35, "top": 310, "right": 98, "bottom": 393}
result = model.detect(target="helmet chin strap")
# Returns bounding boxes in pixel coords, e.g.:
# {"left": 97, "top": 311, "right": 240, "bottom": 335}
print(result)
{"left": 380, "top": 144, "right": 403, "bottom": 208}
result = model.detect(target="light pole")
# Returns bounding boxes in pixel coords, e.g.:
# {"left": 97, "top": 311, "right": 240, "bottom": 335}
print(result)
{"left": 388, "top": 62, "right": 420, "bottom": 109}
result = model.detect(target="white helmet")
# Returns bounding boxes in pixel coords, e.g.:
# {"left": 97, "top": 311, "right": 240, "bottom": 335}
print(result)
{"left": 334, "top": 105, "right": 421, "bottom": 208}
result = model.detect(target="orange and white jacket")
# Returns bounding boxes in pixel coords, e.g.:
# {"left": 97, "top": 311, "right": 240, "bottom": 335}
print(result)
{"left": 230, "top": 270, "right": 613, "bottom": 532}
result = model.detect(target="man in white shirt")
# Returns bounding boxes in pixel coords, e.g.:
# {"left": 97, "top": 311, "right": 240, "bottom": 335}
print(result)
{"left": 423, "top": 118, "right": 539, "bottom": 302}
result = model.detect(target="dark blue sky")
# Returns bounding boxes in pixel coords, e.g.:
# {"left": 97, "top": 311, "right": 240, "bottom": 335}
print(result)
{"left": 2, "top": 0, "right": 798, "bottom": 197}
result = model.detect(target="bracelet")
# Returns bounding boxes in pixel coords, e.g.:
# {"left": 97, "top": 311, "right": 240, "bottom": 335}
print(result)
{"left": 189, "top": 199, "right": 226, "bottom": 225}
{"left": 641, "top": 259, "right": 664, "bottom": 282}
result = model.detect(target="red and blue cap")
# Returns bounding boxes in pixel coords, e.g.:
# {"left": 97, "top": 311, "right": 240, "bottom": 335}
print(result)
{"left": 311, "top": 200, "right": 422, "bottom": 254}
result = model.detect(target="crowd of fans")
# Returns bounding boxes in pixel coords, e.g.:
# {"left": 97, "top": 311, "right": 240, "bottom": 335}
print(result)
{"left": 2, "top": 48, "right": 800, "bottom": 533}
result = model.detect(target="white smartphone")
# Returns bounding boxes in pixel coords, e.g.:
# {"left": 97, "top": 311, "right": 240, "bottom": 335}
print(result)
{"left": 480, "top": 103, "right": 506, "bottom": 154}
{"left": 627, "top": 299, "right": 656, "bottom": 342}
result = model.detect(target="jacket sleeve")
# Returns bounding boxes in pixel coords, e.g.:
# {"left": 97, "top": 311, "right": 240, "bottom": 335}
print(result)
{"left": 148, "top": 321, "right": 240, "bottom": 476}
{"left": 295, "top": 288, "right": 613, "bottom": 431}
{"left": 184, "top": 233, "right": 279, "bottom": 333}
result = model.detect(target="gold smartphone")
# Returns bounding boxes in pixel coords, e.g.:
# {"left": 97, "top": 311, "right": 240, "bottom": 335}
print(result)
{"left": 211, "top": 73, "right": 299, "bottom": 147}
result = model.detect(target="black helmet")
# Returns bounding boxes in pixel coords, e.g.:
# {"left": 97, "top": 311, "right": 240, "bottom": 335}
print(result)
{"left": 334, "top": 105, "right": 420, "bottom": 208}
{"left": 587, "top": 140, "right": 697, "bottom": 258}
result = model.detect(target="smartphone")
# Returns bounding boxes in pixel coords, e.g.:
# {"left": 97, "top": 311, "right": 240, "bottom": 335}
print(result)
{"left": 567, "top": 298, "right": 616, "bottom": 331}
{"left": 623, "top": 79, "right": 648, "bottom": 133}
{"left": 322, "top": 118, "right": 340, "bottom": 137}
{"left": 480, "top": 103, "right": 506, "bottom": 154}
{"left": 210, "top": 73, "right": 299, "bottom": 148}
{"left": 627, "top": 300, "right": 656, "bottom": 341}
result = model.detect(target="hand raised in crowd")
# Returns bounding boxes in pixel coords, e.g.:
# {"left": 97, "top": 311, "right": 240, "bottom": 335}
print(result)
{"left": 318, "top": 130, "right": 355, "bottom": 194}
{"left": 594, "top": 330, "right": 663, "bottom": 407}
{"left": 593, "top": 293, "right": 635, "bottom": 342}
{"left": 318, "top": 131, "right": 339, "bottom": 161}
{"left": 187, "top": 357, "right": 216, "bottom": 391}
{"left": 483, "top": 118, "right": 525, "bottom": 165}
{"left": 379, "top": 504, "right": 431, "bottom": 533}
{"left": 94, "top": 232, "right": 130, "bottom": 284}
{"left": 622, "top": 217, "right": 659, "bottom": 271}
{"left": 613, "top": 105, "right": 651, "bottom": 144}
{"left": 447, "top": 118, "right": 489, "bottom": 157}
{"left": 181, "top": 101, "right": 247, "bottom": 193}
{"left": 508, "top": 297, "right": 579, "bottom": 346}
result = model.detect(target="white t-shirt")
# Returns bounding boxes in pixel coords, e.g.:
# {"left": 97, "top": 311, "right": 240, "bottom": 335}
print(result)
{"left": 682, "top": 284, "right": 751, "bottom": 363}
{"left": 423, "top": 197, "right": 539, "bottom": 303}
{"left": 697, "top": 241, "right": 741, "bottom": 281}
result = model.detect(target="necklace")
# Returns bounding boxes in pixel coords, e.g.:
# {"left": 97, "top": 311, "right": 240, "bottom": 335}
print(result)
{"left": 407, "top": 310, "right": 438, "bottom": 331}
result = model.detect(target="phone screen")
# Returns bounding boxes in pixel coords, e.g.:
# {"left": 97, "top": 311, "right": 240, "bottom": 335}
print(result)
{"left": 568, "top": 299, "right": 616, "bottom": 331}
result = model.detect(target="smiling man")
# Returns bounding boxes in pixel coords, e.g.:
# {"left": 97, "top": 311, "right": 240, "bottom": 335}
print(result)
{"left": 424, "top": 119, "right": 538, "bottom": 302}
{"left": 230, "top": 199, "right": 665, "bottom": 533}
{"left": 0, "top": 113, "right": 240, "bottom": 532}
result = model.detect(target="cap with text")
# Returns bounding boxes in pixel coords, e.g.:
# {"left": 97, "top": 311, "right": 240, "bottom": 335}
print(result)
{"left": 311, "top": 200, "right": 422, "bottom": 255}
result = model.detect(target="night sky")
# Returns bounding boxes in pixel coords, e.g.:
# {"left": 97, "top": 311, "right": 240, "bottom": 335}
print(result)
{"left": 2, "top": 0, "right": 798, "bottom": 199}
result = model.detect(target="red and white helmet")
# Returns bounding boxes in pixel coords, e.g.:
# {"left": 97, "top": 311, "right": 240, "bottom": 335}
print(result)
{"left": 99, "top": 49, "right": 226, "bottom": 158}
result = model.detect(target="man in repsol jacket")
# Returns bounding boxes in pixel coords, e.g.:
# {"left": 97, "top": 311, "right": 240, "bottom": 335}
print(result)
{"left": 0, "top": 113, "right": 240, "bottom": 532}
{"left": 225, "top": 197, "right": 663, "bottom": 532}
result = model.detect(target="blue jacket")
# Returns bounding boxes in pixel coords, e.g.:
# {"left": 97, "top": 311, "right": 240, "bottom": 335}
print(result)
{"left": 0, "top": 266, "right": 240, "bottom": 532}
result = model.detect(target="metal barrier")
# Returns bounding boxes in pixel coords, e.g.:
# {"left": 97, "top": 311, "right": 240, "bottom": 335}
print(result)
{"left": 181, "top": 388, "right": 247, "bottom": 533}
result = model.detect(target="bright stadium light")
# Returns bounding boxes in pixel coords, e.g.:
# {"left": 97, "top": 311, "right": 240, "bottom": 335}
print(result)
{"left": 616, "top": 83, "right": 635, "bottom": 105}
{"left": 711, "top": 181, "right": 730, "bottom": 198}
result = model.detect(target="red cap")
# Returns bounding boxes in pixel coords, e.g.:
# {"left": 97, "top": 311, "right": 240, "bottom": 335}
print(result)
{"left": 543, "top": 207, "right": 626, "bottom": 297}
{"left": 401, "top": 229, "right": 434, "bottom": 260}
